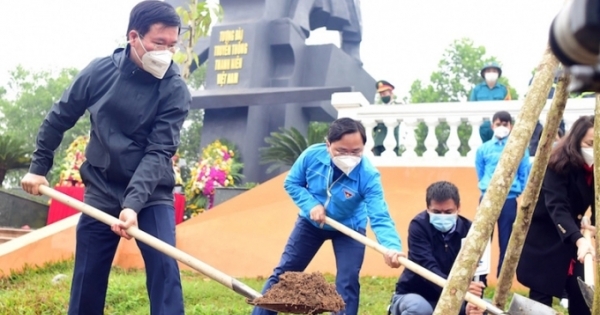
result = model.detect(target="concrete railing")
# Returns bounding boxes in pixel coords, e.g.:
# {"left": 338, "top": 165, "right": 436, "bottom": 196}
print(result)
{"left": 331, "top": 92, "right": 595, "bottom": 167}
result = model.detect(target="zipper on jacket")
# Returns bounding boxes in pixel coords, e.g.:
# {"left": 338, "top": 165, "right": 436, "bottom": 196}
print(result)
{"left": 323, "top": 166, "right": 344, "bottom": 210}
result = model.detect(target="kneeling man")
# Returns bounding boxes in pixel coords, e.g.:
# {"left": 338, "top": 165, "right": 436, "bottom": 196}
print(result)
{"left": 389, "top": 181, "right": 487, "bottom": 315}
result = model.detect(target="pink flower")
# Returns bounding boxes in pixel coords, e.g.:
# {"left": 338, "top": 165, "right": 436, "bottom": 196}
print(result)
{"left": 203, "top": 180, "right": 214, "bottom": 196}
{"left": 210, "top": 168, "right": 226, "bottom": 185}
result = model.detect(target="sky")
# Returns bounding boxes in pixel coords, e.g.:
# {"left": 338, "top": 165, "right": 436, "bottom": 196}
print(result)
{"left": 0, "top": 0, "right": 566, "bottom": 99}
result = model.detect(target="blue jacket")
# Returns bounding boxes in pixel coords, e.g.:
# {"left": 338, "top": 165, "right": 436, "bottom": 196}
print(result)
{"left": 475, "top": 136, "right": 530, "bottom": 199}
{"left": 395, "top": 211, "right": 486, "bottom": 302}
{"left": 284, "top": 143, "right": 402, "bottom": 251}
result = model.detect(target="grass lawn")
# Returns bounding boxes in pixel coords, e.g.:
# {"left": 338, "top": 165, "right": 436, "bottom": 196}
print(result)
{"left": 0, "top": 260, "right": 568, "bottom": 315}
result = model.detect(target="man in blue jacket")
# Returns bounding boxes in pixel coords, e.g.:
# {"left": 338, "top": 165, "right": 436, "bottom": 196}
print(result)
{"left": 20, "top": 1, "right": 189, "bottom": 314}
{"left": 390, "top": 181, "right": 486, "bottom": 315}
{"left": 475, "top": 111, "right": 530, "bottom": 277}
{"left": 252, "top": 118, "right": 404, "bottom": 315}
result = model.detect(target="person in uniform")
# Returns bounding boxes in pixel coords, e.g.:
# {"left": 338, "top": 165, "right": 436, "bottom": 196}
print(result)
{"left": 373, "top": 80, "right": 401, "bottom": 156}
{"left": 469, "top": 62, "right": 511, "bottom": 143}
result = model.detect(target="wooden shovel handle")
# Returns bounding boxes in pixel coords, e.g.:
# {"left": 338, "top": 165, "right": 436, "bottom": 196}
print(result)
{"left": 38, "top": 185, "right": 262, "bottom": 300}
{"left": 581, "top": 217, "right": 595, "bottom": 286}
{"left": 324, "top": 217, "right": 505, "bottom": 315}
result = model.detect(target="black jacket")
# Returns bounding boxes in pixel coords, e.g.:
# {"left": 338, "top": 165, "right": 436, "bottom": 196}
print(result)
{"left": 29, "top": 46, "right": 191, "bottom": 213}
{"left": 516, "top": 166, "right": 595, "bottom": 296}
{"left": 395, "top": 211, "right": 487, "bottom": 303}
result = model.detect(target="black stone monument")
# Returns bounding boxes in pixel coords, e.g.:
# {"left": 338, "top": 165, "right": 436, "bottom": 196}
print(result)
{"left": 166, "top": 0, "right": 376, "bottom": 183}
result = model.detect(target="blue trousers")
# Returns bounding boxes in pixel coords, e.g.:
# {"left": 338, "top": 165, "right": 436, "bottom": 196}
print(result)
{"left": 67, "top": 203, "right": 184, "bottom": 315}
{"left": 479, "top": 195, "right": 517, "bottom": 277}
{"left": 390, "top": 293, "right": 469, "bottom": 315}
{"left": 252, "top": 216, "right": 366, "bottom": 315}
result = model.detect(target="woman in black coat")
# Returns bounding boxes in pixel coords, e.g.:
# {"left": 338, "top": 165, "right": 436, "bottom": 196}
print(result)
{"left": 516, "top": 115, "right": 595, "bottom": 315}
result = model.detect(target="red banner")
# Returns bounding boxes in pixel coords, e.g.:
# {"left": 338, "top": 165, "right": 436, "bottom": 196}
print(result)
{"left": 47, "top": 186, "right": 186, "bottom": 225}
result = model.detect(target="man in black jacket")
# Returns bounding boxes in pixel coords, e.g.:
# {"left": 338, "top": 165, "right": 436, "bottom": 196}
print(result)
{"left": 20, "top": 1, "right": 190, "bottom": 314}
{"left": 389, "top": 181, "right": 487, "bottom": 315}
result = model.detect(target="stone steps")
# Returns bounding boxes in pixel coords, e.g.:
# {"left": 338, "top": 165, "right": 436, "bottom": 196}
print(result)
{"left": 0, "top": 227, "right": 33, "bottom": 244}
{"left": 0, "top": 236, "right": 13, "bottom": 244}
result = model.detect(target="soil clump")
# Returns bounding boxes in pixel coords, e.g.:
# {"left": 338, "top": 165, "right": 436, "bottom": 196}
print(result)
{"left": 252, "top": 272, "right": 345, "bottom": 314}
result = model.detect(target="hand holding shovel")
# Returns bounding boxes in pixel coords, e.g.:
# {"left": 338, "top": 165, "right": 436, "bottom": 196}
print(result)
{"left": 38, "top": 185, "right": 337, "bottom": 314}
{"left": 578, "top": 216, "right": 596, "bottom": 310}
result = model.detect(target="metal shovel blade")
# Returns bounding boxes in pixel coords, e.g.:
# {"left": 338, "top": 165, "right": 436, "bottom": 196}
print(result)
{"left": 246, "top": 299, "right": 335, "bottom": 314}
{"left": 507, "top": 293, "right": 561, "bottom": 315}
{"left": 577, "top": 277, "right": 594, "bottom": 310}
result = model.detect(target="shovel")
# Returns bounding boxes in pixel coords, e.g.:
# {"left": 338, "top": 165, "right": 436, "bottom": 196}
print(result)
{"left": 323, "top": 217, "right": 559, "bottom": 315}
{"left": 577, "top": 217, "right": 595, "bottom": 310}
{"left": 38, "top": 185, "right": 331, "bottom": 314}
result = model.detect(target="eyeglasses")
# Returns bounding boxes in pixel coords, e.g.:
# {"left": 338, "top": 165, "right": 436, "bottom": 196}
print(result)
{"left": 149, "top": 43, "right": 180, "bottom": 54}
{"left": 332, "top": 148, "right": 363, "bottom": 157}
{"left": 138, "top": 34, "right": 180, "bottom": 53}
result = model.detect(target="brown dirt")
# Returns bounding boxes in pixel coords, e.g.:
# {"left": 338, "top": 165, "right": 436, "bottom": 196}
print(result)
{"left": 252, "top": 271, "right": 345, "bottom": 314}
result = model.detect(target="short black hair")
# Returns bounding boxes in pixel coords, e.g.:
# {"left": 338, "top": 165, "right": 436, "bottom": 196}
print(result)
{"left": 127, "top": 0, "right": 181, "bottom": 39}
{"left": 425, "top": 181, "right": 460, "bottom": 208}
{"left": 327, "top": 118, "right": 367, "bottom": 144}
{"left": 492, "top": 111, "right": 512, "bottom": 123}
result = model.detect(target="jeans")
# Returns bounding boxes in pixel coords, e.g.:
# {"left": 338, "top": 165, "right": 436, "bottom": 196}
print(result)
{"left": 251, "top": 216, "right": 366, "bottom": 315}
{"left": 390, "top": 293, "right": 469, "bottom": 315}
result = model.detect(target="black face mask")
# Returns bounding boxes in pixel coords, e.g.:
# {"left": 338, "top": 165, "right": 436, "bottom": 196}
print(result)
{"left": 381, "top": 96, "right": 391, "bottom": 104}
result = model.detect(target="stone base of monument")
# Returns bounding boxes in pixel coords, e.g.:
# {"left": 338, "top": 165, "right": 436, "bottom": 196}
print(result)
{"left": 213, "top": 187, "right": 250, "bottom": 208}
{"left": 0, "top": 188, "right": 49, "bottom": 229}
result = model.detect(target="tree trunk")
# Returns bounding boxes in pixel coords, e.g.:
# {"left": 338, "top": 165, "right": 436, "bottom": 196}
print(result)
{"left": 592, "top": 93, "right": 600, "bottom": 314}
{"left": 432, "top": 45, "right": 559, "bottom": 315}
{"left": 491, "top": 71, "right": 569, "bottom": 308}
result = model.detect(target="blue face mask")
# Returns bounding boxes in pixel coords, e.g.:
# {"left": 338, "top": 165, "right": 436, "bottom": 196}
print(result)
{"left": 429, "top": 213, "right": 458, "bottom": 233}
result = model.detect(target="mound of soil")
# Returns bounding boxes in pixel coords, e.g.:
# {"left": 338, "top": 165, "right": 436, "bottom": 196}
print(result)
{"left": 253, "top": 271, "right": 345, "bottom": 314}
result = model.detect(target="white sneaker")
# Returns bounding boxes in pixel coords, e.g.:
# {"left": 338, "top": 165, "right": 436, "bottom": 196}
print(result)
{"left": 560, "top": 298, "right": 569, "bottom": 309}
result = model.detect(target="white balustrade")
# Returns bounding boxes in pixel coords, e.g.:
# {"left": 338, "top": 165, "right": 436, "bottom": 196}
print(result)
{"left": 331, "top": 93, "right": 596, "bottom": 167}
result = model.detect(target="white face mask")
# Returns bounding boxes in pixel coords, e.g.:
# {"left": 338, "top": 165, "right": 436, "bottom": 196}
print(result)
{"left": 332, "top": 155, "right": 361, "bottom": 175}
{"left": 494, "top": 125, "right": 510, "bottom": 139}
{"left": 132, "top": 35, "right": 173, "bottom": 79}
{"left": 484, "top": 72, "right": 499, "bottom": 83}
{"left": 581, "top": 147, "right": 594, "bottom": 166}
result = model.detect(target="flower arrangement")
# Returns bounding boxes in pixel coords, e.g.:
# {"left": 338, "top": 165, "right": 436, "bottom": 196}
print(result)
{"left": 184, "top": 139, "right": 243, "bottom": 219}
{"left": 57, "top": 135, "right": 89, "bottom": 187}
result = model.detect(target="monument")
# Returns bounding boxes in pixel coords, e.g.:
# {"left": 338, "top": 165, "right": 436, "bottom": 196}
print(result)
{"left": 166, "top": 0, "right": 376, "bottom": 183}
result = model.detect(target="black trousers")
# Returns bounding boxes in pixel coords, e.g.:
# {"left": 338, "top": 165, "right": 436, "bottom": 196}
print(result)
{"left": 528, "top": 262, "right": 590, "bottom": 315}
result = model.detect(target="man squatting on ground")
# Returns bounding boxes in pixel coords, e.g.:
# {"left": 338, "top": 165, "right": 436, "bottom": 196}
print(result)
{"left": 390, "top": 181, "right": 487, "bottom": 315}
